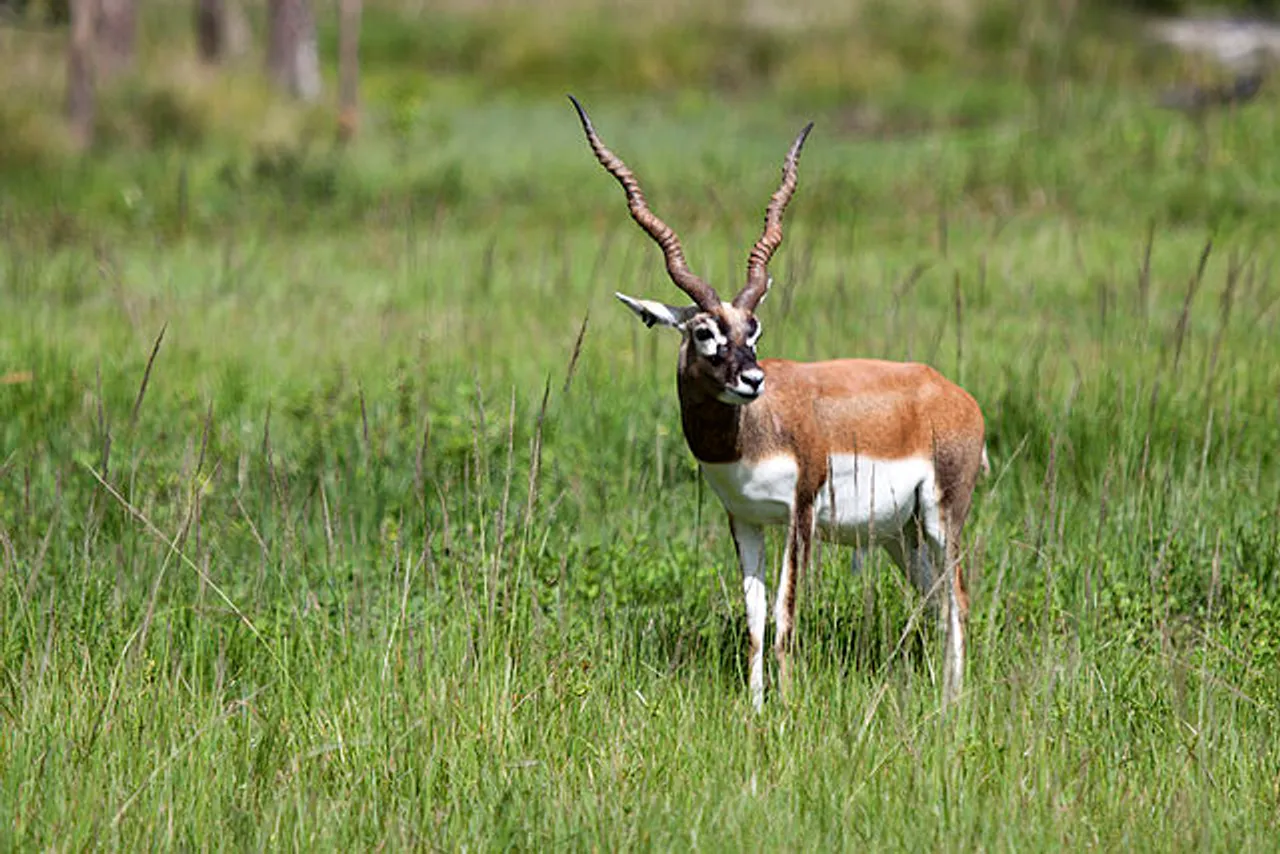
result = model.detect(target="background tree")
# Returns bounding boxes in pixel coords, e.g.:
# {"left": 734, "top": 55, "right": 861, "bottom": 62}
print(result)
{"left": 95, "top": 0, "right": 135, "bottom": 77}
{"left": 65, "top": 0, "right": 95, "bottom": 150}
{"left": 337, "top": 0, "right": 361, "bottom": 142}
{"left": 267, "top": 0, "right": 321, "bottom": 101}
{"left": 195, "top": 0, "right": 251, "bottom": 64}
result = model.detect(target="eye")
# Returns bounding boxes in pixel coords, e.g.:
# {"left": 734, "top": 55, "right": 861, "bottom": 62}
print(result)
{"left": 694, "top": 328, "right": 715, "bottom": 342}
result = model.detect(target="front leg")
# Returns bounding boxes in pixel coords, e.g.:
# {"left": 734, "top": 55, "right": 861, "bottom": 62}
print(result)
{"left": 774, "top": 502, "right": 814, "bottom": 702}
{"left": 731, "top": 517, "right": 768, "bottom": 712}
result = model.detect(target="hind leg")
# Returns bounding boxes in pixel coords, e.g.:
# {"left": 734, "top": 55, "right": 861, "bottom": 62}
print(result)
{"left": 912, "top": 486, "right": 967, "bottom": 704}
{"left": 943, "top": 524, "right": 969, "bottom": 700}
{"left": 774, "top": 503, "right": 814, "bottom": 703}
{"left": 940, "top": 498, "right": 974, "bottom": 706}
{"left": 881, "top": 512, "right": 939, "bottom": 608}
{"left": 936, "top": 522, "right": 965, "bottom": 705}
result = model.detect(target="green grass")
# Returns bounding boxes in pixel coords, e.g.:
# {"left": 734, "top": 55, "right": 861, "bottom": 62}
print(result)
{"left": 4, "top": 2, "right": 1280, "bottom": 849}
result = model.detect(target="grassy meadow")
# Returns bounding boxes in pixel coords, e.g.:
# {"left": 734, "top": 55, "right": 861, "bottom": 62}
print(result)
{"left": 4, "top": 0, "right": 1280, "bottom": 848}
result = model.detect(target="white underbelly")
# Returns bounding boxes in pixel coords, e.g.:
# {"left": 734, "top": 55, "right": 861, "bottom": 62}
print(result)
{"left": 814, "top": 454, "right": 929, "bottom": 545}
{"left": 700, "top": 454, "right": 931, "bottom": 542}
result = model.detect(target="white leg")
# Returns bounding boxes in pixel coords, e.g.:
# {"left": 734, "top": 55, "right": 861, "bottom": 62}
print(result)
{"left": 942, "top": 528, "right": 966, "bottom": 705}
{"left": 774, "top": 505, "right": 813, "bottom": 702}
{"left": 917, "top": 488, "right": 963, "bottom": 704}
{"left": 731, "top": 518, "right": 768, "bottom": 712}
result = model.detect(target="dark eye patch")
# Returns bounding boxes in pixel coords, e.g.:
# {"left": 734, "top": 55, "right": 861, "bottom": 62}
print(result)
{"left": 694, "top": 328, "right": 715, "bottom": 342}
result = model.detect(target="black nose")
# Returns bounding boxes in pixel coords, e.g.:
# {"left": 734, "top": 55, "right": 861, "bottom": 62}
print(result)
{"left": 741, "top": 372, "right": 762, "bottom": 389}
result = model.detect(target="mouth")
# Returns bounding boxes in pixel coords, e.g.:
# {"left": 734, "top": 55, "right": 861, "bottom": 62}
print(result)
{"left": 717, "top": 383, "right": 764, "bottom": 405}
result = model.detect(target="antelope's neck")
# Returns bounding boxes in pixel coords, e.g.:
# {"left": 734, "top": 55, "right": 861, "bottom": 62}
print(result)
{"left": 677, "top": 376, "right": 745, "bottom": 464}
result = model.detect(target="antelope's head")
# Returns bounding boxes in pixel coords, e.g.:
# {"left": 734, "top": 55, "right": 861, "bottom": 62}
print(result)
{"left": 569, "top": 96, "right": 812, "bottom": 405}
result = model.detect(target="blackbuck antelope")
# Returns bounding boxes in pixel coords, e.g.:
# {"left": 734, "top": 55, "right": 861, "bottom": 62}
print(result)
{"left": 569, "top": 96, "right": 988, "bottom": 710}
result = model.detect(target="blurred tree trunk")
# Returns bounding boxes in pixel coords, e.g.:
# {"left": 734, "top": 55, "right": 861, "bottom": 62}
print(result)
{"left": 66, "top": 0, "right": 95, "bottom": 150}
{"left": 337, "top": 0, "right": 361, "bottom": 142}
{"left": 267, "top": 0, "right": 321, "bottom": 101}
{"left": 195, "top": 0, "right": 251, "bottom": 64}
{"left": 95, "top": 0, "right": 135, "bottom": 77}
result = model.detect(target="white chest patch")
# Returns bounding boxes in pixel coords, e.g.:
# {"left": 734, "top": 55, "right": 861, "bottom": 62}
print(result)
{"left": 701, "top": 456, "right": 800, "bottom": 526}
{"left": 701, "top": 454, "right": 934, "bottom": 544}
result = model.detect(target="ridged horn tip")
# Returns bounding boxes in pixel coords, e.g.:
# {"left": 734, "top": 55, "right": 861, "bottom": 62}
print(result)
{"left": 792, "top": 122, "right": 815, "bottom": 155}
{"left": 567, "top": 95, "right": 592, "bottom": 132}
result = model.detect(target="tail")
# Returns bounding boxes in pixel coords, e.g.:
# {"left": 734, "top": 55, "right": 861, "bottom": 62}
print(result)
{"left": 980, "top": 446, "right": 991, "bottom": 477}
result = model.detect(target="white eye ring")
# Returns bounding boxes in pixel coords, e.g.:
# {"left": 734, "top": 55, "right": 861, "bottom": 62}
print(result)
{"left": 691, "top": 323, "right": 726, "bottom": 357}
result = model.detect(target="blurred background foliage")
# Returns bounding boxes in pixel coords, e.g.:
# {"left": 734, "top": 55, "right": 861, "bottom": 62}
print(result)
{"left": 2, "top": 0, "right": 1273, "bottom": 231}
{"left": 8, "top": 0, "right": 1151, "bottom": 146}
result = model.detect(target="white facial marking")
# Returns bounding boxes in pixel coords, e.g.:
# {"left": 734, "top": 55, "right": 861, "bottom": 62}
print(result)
{"left": 721, "top": 366, "right": 765, "bottom": 404}
{"left": 719, "top": 366, "right": 765, "bottom": 404}
{"left": 691, "top": 319, "right": 726, "bottom": 357}
{"left": 718, "top": 385, "right": 760, "bottom": 405}
{"left": 746, "top": 320, "right": 762, "bottom": 348}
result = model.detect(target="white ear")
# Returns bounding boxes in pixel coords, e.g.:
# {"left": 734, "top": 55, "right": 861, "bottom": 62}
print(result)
{"left": 615, "top": 293, "right": 699, "bottom": 329}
